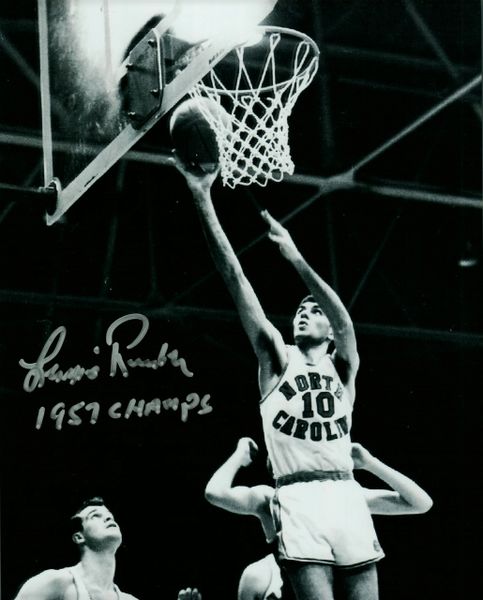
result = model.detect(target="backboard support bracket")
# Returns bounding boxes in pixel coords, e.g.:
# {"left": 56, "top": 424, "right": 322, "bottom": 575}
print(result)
{"left": 120, "top": 32, "right": 165, "bottom": 129}
{"left": 42, "top": 12, "right": 236, "bottom": 225}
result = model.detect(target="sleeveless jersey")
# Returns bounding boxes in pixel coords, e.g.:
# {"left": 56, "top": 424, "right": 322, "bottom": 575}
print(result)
{"left": 68, "top": 565, "right": 90, "bottom": 600}
{"left": 260, "top": 345, "right": 354, "bottom": 478}
{"left": 68, "top": 564, "right": 121, "bottom": 600}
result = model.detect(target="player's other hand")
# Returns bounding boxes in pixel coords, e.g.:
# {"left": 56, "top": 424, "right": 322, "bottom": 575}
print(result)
{"left": 236, "top": 437, "right": 259, "bottom": 466}
{"left": 351, "top": 443, "right": 375, "bottom": 469}
{"left": 261, "top": 210, "right": 301, "bottom": 263}
{"left": 171, "top": 152, "right": 219, "bottom": 196}
{"left": 177, "top": 588, "right": 202, "bottom": 600}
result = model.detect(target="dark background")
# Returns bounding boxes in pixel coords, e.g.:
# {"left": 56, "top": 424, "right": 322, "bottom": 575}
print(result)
{"left": 0, "top": 1, "right": 481, "bottom": 599}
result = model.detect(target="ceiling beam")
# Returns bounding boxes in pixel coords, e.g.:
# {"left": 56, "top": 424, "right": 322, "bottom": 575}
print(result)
{"left": 0, "top": 28, "right": 69, "bottom": 122}
{"left": 336, "top": 76, "right": 481, "bottom": 104}
{"left": 402, "top": 0, "right": 481, "bottom": 119}
{"left": 310, "top": 0, "right": 335, "bottom": 170}
{"left": 0, "top": 131, "right": 480, "bottom": 209}
{"left": 0, "top": 288, "right": 481, "bottom": 347}
{"left": 347, "top": 75, "right": 482, "bottom": 175}
{"left": 327, "top": 44, "right": 477, "bottom": 77}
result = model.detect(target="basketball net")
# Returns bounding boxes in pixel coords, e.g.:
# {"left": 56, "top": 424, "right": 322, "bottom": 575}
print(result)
{"left": 188, "top": 27, "right": 319, "bottom": 188}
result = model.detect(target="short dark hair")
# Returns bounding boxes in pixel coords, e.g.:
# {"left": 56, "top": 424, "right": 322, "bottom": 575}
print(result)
{"left": 296, "top": 295, "right": 322, "bottom": 313}
{"left": 70, "top": 496, "right": 105, "bottom": 535}
{"left": 299, "top": 294, "right": 315, "bottom": 305}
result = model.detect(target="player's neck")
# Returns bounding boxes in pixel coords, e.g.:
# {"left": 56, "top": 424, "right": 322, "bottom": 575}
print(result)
{"left": 79, "top": 548, "right": 116, "bottom": 591}
{"left": 296, "top": 339, "right": 329, "bottom": 363}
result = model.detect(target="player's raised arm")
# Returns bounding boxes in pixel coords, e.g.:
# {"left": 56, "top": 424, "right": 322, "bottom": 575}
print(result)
{"left": 205, "top": 438, "right": 272, "bottom": 516}
{"left": 261, "top": 209, "right": 359, "bottom": 378}
{"left": 173, "top": 163, "right": 287, "bottom": 387}
{"left": 13, "top": 569, "right": 71, "bottom": 600}
{"left": 352, "top": 443, "right": 433, "bottom": 515}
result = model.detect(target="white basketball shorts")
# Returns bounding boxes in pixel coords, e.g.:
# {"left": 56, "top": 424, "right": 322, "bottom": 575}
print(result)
{"left": 271, "top": 475, "right": 384, "bottom": 568}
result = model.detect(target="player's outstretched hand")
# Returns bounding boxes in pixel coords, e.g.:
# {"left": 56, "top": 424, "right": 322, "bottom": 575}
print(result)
{"left": 261, "top": 210, "right": 301, "bottom": 263}
{"left": 236, "top": 437, "right": 259, "bottom": 467}
{"left": 351, "top": 443, "right": 375, "bottom": 469}
{"left": 171, "top": 152, "right": 219, "bottom": 196}
{"left": 177, "top": 588, "right": 202, "bottom": 600}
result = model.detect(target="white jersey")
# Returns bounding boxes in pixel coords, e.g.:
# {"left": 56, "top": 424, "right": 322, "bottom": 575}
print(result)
{"left": 260, "top": 345, "right": 354, "bottom": 478}
{"left": 66, "top": 565, "right": 90, "bottom": 600}
{"left": 68, "top": 565, "right": 121, "bottom": 600}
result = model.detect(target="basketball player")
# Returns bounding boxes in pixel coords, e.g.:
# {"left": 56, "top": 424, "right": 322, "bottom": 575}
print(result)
{"left": 205, "top": 437, "right": 432, "bottom": 600}
{"left": 174, "top": 162, "right": 383, "bottom": 599}
{"left": 12, "top": 497, "right": 137, "bottom": 600}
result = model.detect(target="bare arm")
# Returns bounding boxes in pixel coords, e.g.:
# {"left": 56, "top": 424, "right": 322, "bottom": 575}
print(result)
{"left": 352, "top": 443, "right": 433, "bottom": 515}
{"left": 205, "top": 437, "right": 272, "bottom": 516}
{"left": 13, "top": 569, "right": 71, "bottom": 600}
{"left": 175, "top": 164, "right": 286, "bottom": 391}
{"left": 261, "top": 210, "right": 359, "bottom": 381}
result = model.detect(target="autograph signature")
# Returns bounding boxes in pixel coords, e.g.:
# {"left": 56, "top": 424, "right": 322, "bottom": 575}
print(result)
{"left": 19, "top": 313, "right": 194, "bottom": 393}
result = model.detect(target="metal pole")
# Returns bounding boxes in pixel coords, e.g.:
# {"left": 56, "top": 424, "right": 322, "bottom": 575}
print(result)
{"left": 348, "top": 75, "right": 482, "bottom": 175}
{"left": 37, "top": 0, "right": 54, "bottom": 186}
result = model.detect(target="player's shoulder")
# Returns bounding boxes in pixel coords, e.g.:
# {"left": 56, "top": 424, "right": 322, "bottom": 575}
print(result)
{"left": 33, "top": 568, "right": 72, "bottom": 582}
{"left": 119, "top": 592, "right": 139, "bottom": 600}
{"left": 40, "top": 568, "right": 74, "bottom": 587}
{"left": 15, "top": 568, "right": 73, "bottom": 598}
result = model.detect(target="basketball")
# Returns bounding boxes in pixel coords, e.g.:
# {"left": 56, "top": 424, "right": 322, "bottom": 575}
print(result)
{"left": 169, "top": 98, "right": 231, "bottom": 175}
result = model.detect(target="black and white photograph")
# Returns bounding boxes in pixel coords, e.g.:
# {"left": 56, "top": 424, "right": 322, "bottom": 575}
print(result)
{"left": 1, "top": 1, "right": 481, "bottom": 599}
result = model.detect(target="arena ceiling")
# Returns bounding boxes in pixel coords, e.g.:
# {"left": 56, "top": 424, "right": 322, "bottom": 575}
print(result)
{"left": 0, "top": 0, "right": 482, "bottom": 343}
{"left": 0, "top": 0, "right": 481, "bottom": 346}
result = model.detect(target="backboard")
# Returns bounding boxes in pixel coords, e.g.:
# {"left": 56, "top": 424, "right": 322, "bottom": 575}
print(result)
{"left": 38, "top": 0, "right": 278, "bottom": 224}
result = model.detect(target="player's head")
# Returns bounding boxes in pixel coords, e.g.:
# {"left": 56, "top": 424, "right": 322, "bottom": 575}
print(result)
{"left": 293, "top": 295, "right": 333, "bottom": 347}
{"left": 238, "top": 556, "right": 283, "bottom": 600}
{"left": 70, "top": 496, "right": 122, "bottom": 552}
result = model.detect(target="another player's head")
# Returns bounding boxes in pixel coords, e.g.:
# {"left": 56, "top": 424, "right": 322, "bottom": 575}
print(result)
{"left": 70, "top": 496, "right": 122, "bottom": 553}
{"left": 238, "top": 555, "right": 283, "bottom": 600}
{"left": 293, "top": 295, "right": 333, "bottom": 347}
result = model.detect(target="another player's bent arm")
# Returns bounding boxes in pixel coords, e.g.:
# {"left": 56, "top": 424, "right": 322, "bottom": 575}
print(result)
{"left": 362, "top": 456, "right": 433, "bottom": 515}
{"left": 191, "top": 189, "right": 286, "bottom": 365}
{"left": 205, "top": 447, "right": 249, "bottom": 510}
{"left": 205, "top": 438, "right": 273, "bottom": 520}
